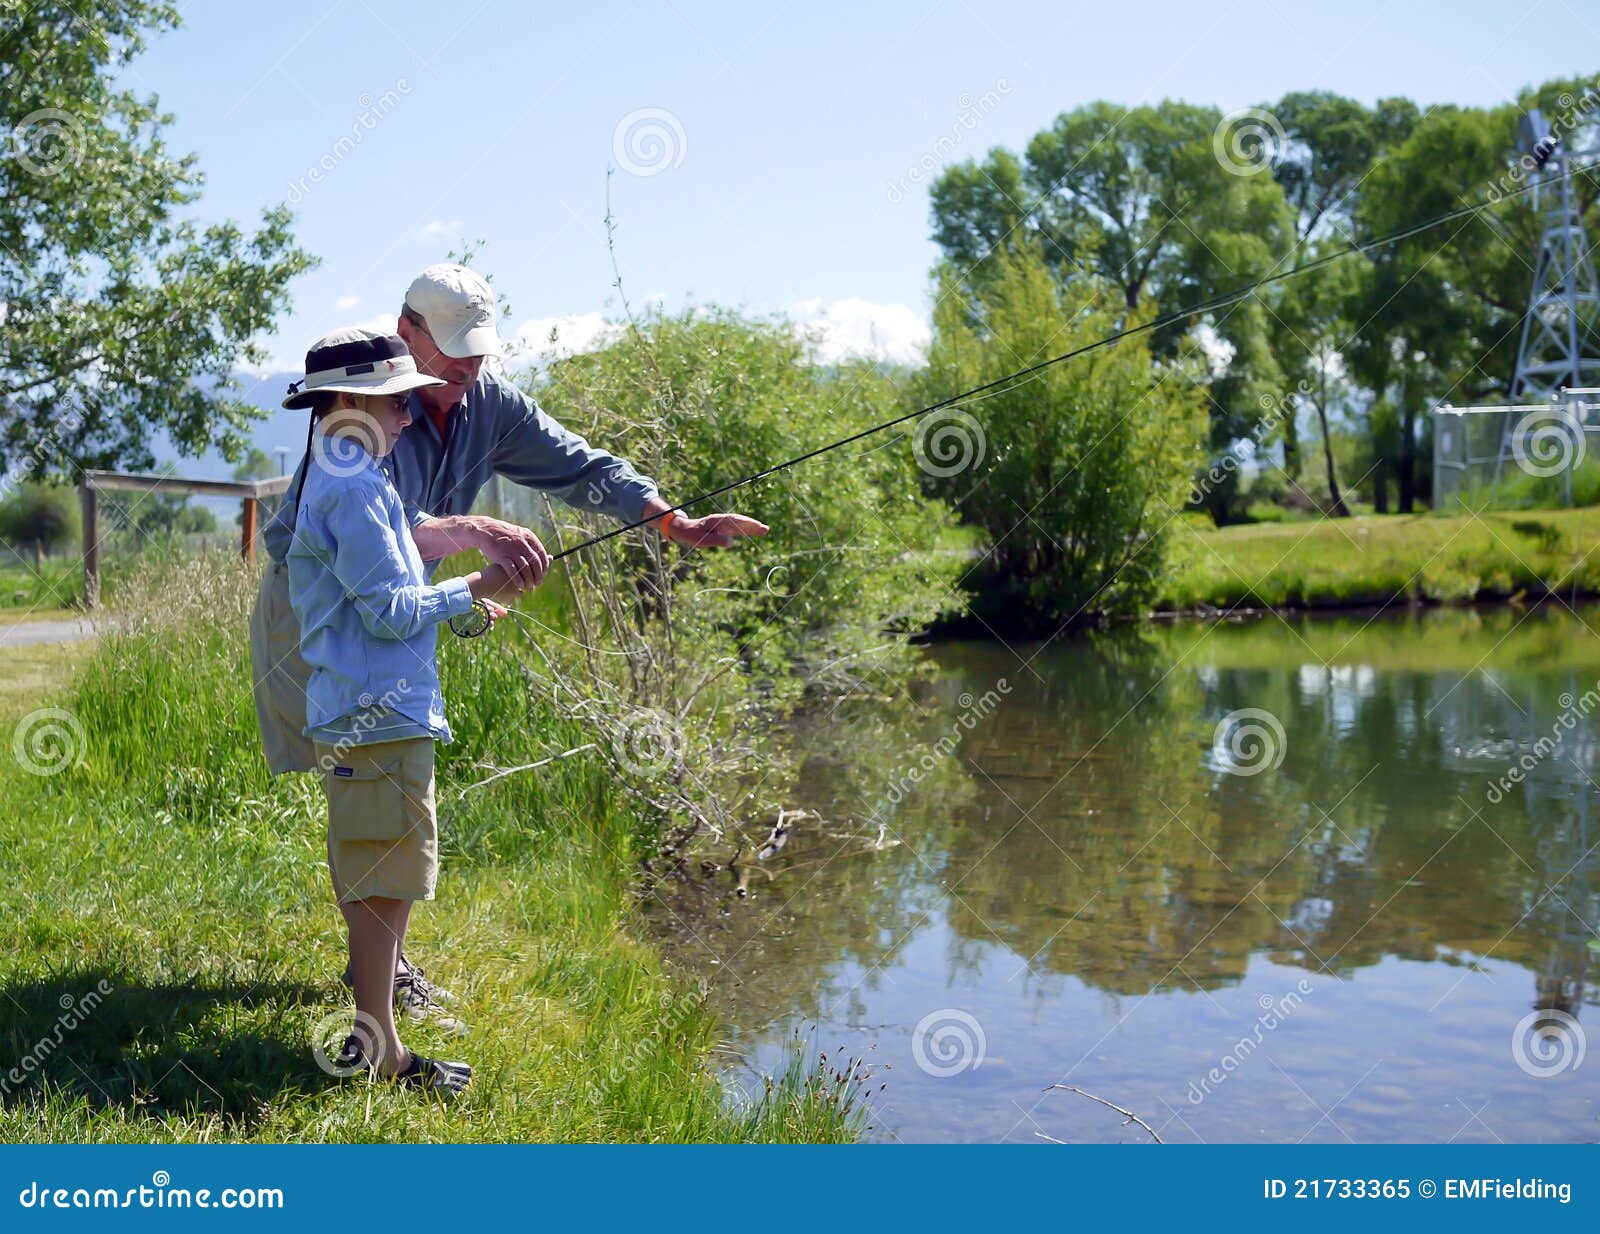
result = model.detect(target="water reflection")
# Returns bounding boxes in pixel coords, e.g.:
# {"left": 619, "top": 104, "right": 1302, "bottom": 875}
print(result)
{"left": 646, "top": 604, "right": 1600, "bottom": 1142}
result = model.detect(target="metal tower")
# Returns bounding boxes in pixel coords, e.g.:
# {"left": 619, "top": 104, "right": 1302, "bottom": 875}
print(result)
{"left": 1508, "top": 110, "right": 1600, "bottom": 401}
{"left": 1491, "top": 110, "right": 1600, "bottom": 486}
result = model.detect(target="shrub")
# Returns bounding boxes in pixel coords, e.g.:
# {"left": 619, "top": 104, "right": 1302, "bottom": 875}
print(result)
{"left": 920, "top": 238, "right": 1207, "bottom": 629}
{"left": 512, "top": 307, "right": 967, "bottom": 851}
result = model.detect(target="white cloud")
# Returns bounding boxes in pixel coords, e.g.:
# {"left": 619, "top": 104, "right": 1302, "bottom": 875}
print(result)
{"left": 334, "top": 294, "right": 361, "bottom": 311}
{"left": 354, "top": 311, "right": 399, "bottom": 336}
{"left": 512, "top": 311, "right": 618, "bottom": 364}
{"left": 504, "top": 297, "right": 930, "bottom": 373}
{"left": 785, "top": 297, "right": 929, "bottom": 366}
{"left": 416, "top": 219, "right": 460, "bottom": 241}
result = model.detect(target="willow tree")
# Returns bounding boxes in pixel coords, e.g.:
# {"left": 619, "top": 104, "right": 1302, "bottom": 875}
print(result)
{"left": 921, "top": 238, "right": 1206, "bottom": 630}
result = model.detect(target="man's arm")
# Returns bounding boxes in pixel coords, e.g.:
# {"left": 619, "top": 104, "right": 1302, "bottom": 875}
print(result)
{"left": 412, "top": 513, "right": 550, "bottom": 589}
{"left": 487, "top": 375, "right": 659, "bottom": 526}
{"left": 425, "top": 374, "right": 767, "bottom": 578}
{"left": 487, "top": 375, "right": 768, "bottom": 548}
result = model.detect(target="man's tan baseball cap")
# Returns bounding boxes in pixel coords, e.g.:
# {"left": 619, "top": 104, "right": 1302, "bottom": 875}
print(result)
{"left": 404, "top": 263, "right": 502, "bottom": 359}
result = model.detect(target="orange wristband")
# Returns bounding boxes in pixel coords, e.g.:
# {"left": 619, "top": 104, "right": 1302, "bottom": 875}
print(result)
{"left": 655, "top": 510, "right": 677, "bottom": 540}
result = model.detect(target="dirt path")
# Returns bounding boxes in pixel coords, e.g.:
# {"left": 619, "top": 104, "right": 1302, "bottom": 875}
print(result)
{"left": 0, "top": 617, "right": 96, "bottom": 647}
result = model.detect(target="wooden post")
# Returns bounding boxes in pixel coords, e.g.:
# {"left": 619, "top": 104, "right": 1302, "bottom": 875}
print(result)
{"left": 240, "top": 497, "right": 258, "bottom": 562}
{"left": 80, "top": 483, "right": 99, "bottom": 610}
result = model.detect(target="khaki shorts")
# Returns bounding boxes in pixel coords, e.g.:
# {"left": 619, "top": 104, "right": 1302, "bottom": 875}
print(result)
{"left": 316, "top": 737, "right": 439, "bottom": 903}
{"left": 249, "top": 561, "right": 317, "bottom": 775}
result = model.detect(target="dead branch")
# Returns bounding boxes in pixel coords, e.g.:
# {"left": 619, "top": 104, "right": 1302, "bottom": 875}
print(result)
{"left": 457, "top": 743, "right": 599, "bottom": 796}
{"left": 1043, "top": 1084, "right": 1163, "bottom": 1144}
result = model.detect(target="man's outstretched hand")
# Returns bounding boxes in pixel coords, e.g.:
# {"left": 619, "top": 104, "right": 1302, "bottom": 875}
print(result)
{"left": 664, "top": 511, "right": 770, "bottom": 549}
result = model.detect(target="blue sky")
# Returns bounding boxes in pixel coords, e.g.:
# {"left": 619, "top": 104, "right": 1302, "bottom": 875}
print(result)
{"left": 129, "top": 0, "right": 1595, "bottom": 407}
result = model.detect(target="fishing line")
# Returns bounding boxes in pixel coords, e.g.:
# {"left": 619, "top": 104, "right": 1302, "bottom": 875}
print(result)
{"left": 447, "top": 157, "right": 1591, "bottom": 639}
{"left": 540, "top": 163, "right": 1580, "bottom": 562}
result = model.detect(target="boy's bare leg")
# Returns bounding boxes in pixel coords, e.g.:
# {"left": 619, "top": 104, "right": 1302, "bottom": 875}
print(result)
{"left": 328, "top": 840, "right": 405, "bottom": 980}
{"left": 347, "top": 894, "right": 414, "bottom": 1076}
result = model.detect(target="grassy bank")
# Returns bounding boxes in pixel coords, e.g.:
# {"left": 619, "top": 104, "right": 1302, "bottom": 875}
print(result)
{"left": 1158, "top": 506, "right": 1600, "bottom": 612}
{"left": 0, "top": 552, "right": 864, "bottom": 1143}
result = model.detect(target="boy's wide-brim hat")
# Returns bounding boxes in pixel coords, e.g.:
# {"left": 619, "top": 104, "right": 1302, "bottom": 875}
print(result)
{"left": 282, "top": 327, "right": 445, "bottom": 410}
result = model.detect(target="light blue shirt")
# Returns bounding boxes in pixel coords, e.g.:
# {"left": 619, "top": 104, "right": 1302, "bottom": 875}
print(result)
{"left": 265, "top": 369, "right": 659, "bottom": 567}
{"left": 286, "top": 437, "right": 476, "bottom": 744}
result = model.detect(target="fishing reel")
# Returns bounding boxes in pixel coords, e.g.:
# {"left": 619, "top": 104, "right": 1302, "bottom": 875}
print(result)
{"left": 448, "top": 599, "right": 494, "bottom": 639}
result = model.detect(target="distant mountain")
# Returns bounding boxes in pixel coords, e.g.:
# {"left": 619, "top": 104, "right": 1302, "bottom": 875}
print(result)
{"left": 149, "top": 371, "right": 308, "bottom": 482}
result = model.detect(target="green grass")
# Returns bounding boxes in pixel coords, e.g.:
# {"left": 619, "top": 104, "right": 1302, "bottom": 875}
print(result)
{"left": 0, "top": 556, "right": 85, "bottom": 620}
{"left": 0, "top": 551, "right": 866, "bottom": 1143}
{"left": 1158, "top": 506, "right": 1600, "bottom": 612}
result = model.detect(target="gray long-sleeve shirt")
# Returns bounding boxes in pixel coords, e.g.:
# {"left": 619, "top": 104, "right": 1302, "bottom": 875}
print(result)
{"left": 264, "top": 368, "right": 658, "bottom": 565}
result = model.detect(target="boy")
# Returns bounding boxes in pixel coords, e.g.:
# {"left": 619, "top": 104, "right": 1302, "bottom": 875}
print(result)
{"left": 284, "top": 327, "right": 522, "bottom": 1094}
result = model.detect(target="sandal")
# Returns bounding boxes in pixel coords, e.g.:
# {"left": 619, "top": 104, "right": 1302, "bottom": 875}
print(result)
{"left": 335, "top": 1035, "right": 472, "bottom": 1096}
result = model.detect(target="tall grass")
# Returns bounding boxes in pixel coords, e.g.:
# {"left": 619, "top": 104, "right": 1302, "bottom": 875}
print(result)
{"left": 0, "top": 549, "right": 866, "bottom": 1143}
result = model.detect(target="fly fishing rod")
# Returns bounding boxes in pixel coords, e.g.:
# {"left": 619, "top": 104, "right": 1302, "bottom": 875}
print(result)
{"left": 449, "top": 158, "right": 1589, "bottom": 639}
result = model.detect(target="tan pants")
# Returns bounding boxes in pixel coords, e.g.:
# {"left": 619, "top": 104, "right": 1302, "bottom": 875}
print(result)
{"left": 248, "top": 560, "right": 317, "bottom": 774}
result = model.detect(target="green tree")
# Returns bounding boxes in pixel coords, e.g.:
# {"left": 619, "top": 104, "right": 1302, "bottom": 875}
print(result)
{"left": 929, "top": 100, "right": 1294, "bottom": 523}
{"left": 525, "top": 308, "right": 968, "bottom": 849}
{"left": 0, "top": 481, "right": 79, "bottom": 564}
{"left": 0, "top": 2, "right": 315, "bottom": 480}
{"left": 1269, "top": 250, "right": 1363, "bottom": 515}
{"left": 1345, "top": 104, "right": 1521, "bottom": 510}
{"left": 921, "top": 238, "right": 1207, "bottom": 628}
{"left": 230, "top": 447, "right": 277, "bottom": 483}
{"left": 1271, "top": 92, "right": 1420, "bottom": 241}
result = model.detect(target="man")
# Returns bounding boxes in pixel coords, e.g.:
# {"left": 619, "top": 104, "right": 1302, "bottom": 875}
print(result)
{"left": 251, "top": 263, "right": 767, "bottom": 1027}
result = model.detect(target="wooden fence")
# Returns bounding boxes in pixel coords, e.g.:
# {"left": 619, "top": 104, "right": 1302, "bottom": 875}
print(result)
{"left": 78, "top": 470, "right": 293, "bottom": 608}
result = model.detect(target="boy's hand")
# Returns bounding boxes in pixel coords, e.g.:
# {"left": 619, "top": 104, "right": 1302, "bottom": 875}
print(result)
{"left": 467, "top": 563, "right": 524, "bottom": 606}
{"left": 481, "top": 598, "right": 510, "bottom": 627}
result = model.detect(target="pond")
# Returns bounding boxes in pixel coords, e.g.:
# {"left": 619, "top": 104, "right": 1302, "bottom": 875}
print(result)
{"left": 645, "top": 603, "right": 1600, "bottom": 1143}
